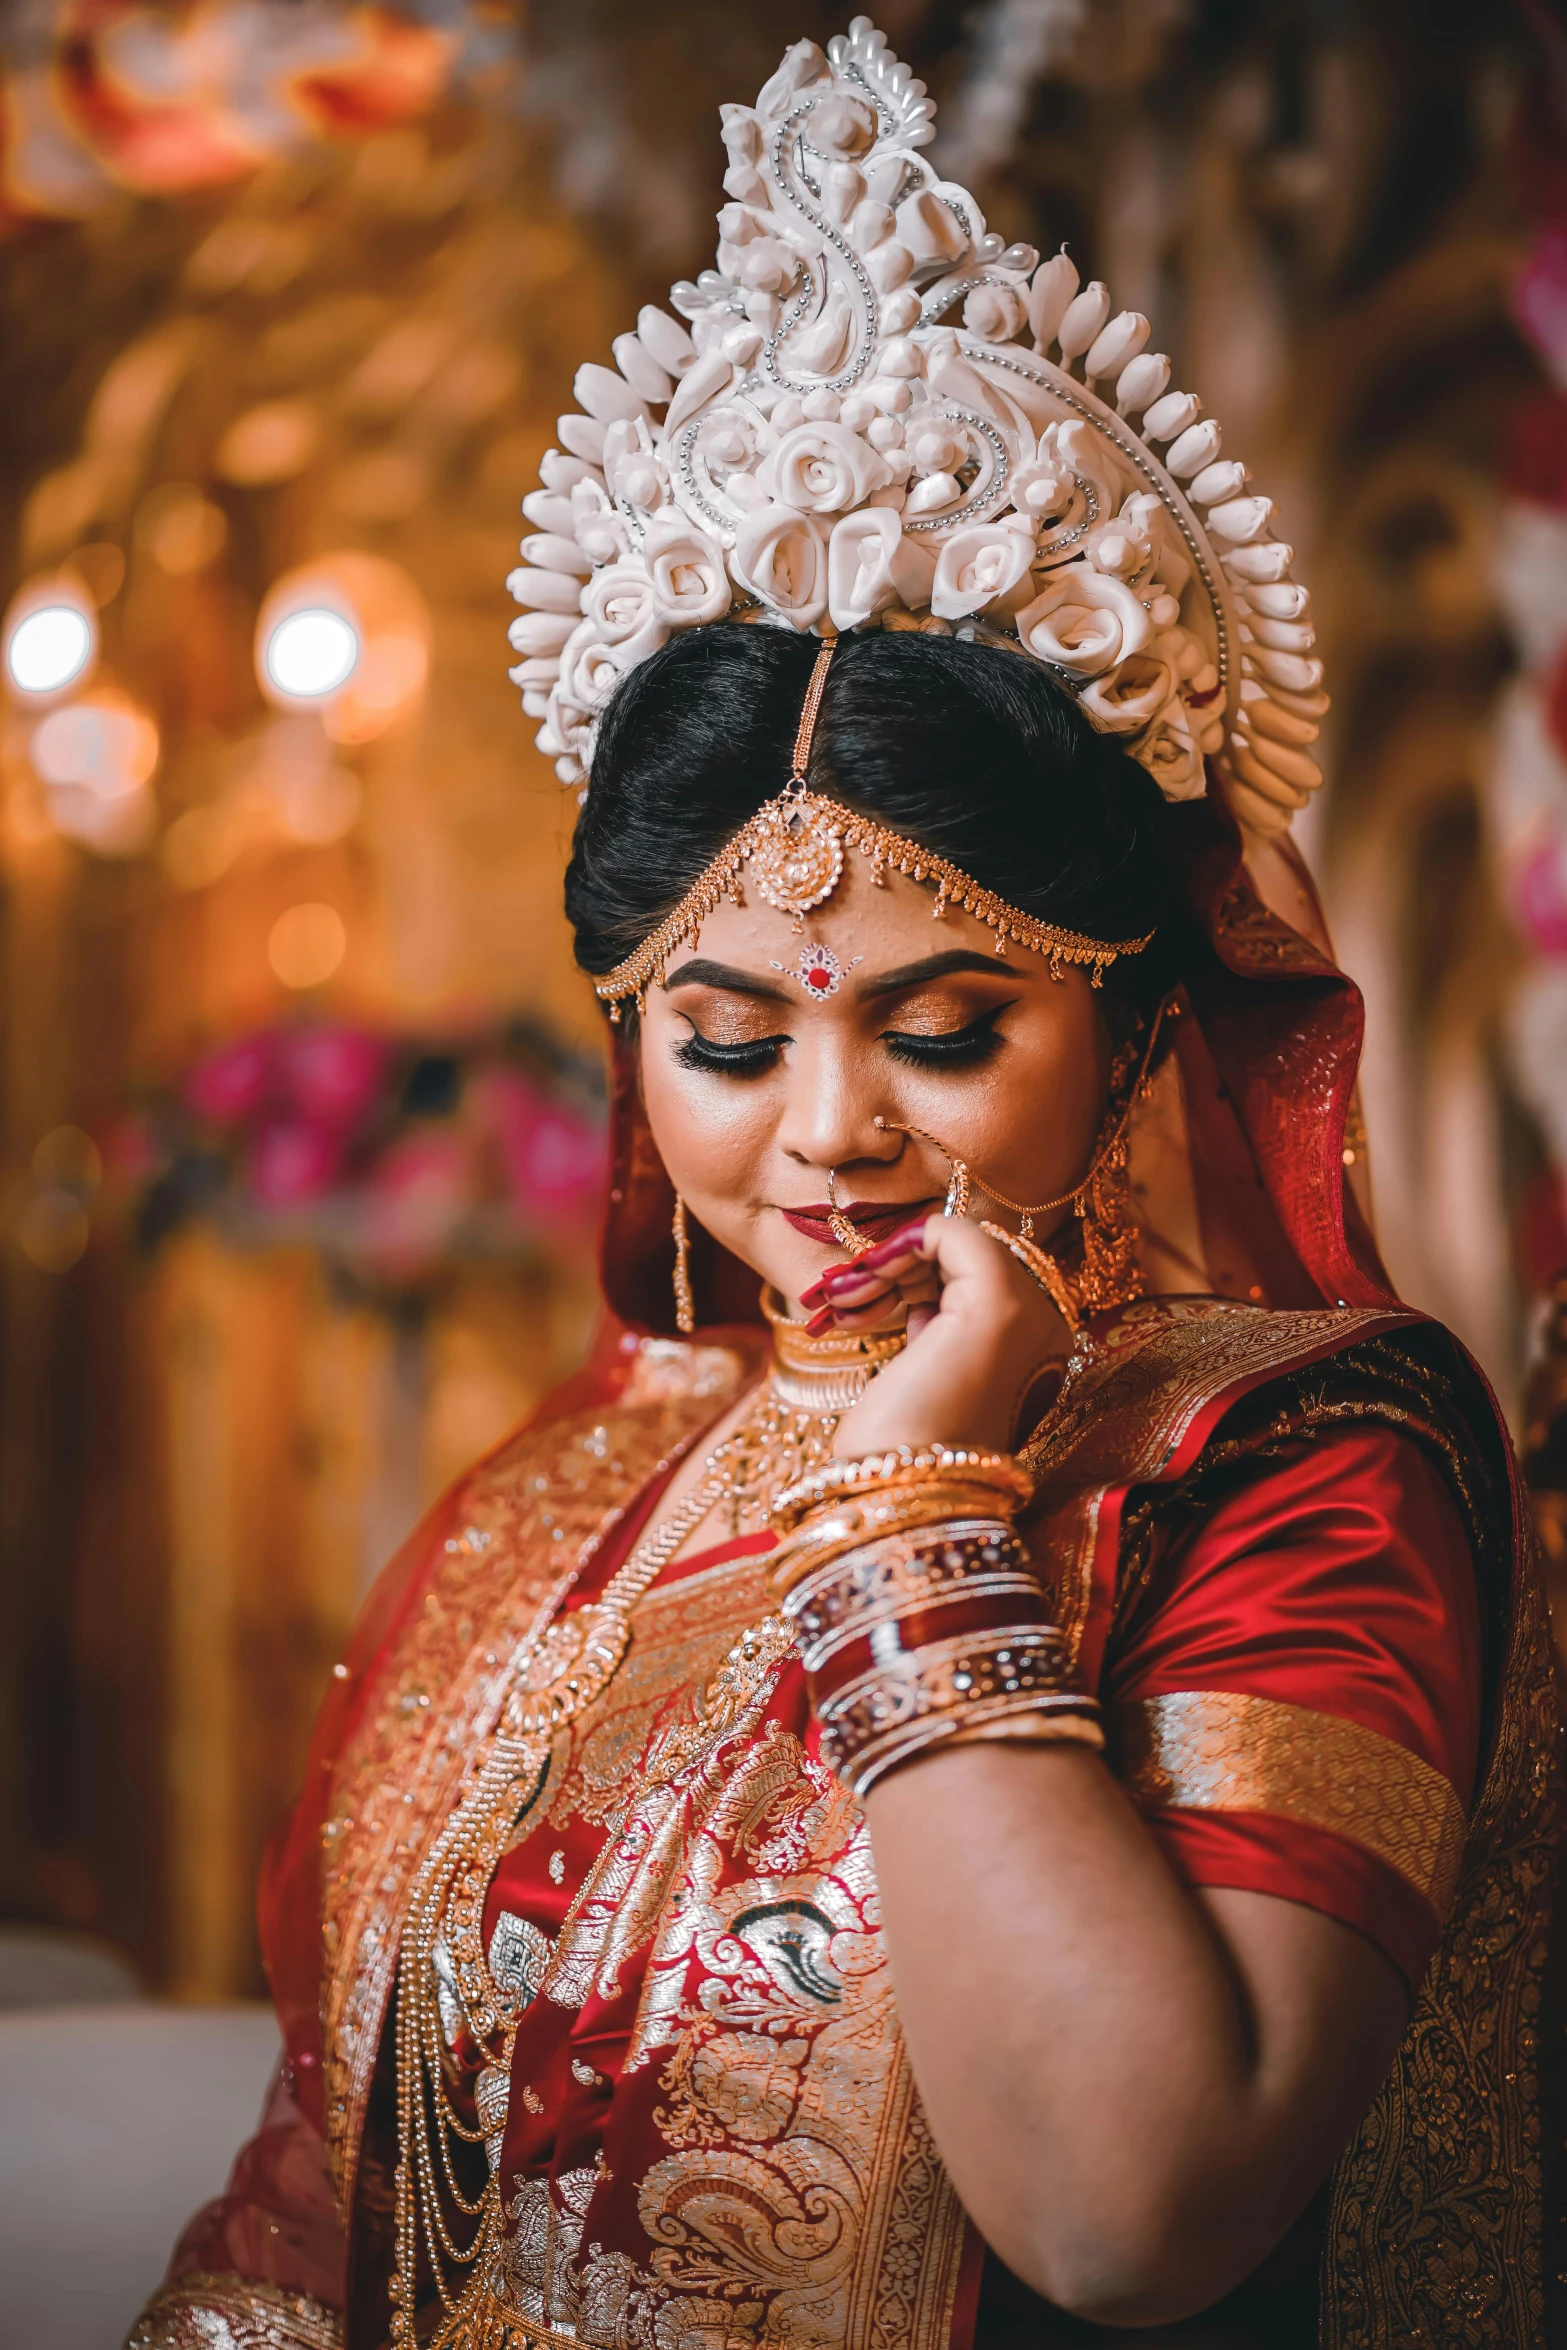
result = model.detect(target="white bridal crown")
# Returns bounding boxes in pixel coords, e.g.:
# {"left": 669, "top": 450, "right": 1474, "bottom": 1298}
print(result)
{"left": 507, "top": 18, "right": 1327, "bottom": 839}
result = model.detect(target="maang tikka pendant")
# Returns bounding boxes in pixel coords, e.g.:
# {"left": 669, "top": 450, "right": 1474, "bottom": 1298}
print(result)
{"left": 748, "top": 788, "right": 845, "bottom": 932}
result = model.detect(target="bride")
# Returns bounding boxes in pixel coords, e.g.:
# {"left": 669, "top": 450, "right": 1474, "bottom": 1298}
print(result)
{"left": 129, "top": 22, "right": 1557, "bottom": 2350}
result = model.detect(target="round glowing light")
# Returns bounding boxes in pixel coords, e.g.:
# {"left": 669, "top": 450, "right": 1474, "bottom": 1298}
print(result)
{"left": 269, "top": 901, "right": 347, "bottom": 990}
{"left": 32, "top": 699, "right": 159, "bottom": 797}
{"left": 18, "top": 1189, "right": 90, "bottom": 1274}
{"left": 264, "top": 608, "right": 358, "bottom": 701}
{"left": 7, "top": 603, "right": 94, "bottom": 696}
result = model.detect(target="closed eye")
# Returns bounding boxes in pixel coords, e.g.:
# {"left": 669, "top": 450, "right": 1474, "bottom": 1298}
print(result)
{"left": 673, "top": 1026, "right": 788, "bottom": 1078}
{"left": 881, "top": 1007, "right": 1008, "bottom": 1069}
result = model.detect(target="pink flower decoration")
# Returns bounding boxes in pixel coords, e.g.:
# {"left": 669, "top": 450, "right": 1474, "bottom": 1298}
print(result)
{"left": 275, "top": 1025, "right": 389, "bottom": 1128}
{"left": 362, "top": 1132, "right": 472, "bottom": 1268}
{"left": 483, "top": 1069, "right": 606, "bottom": 1228}
{"left": 1515, "top": 227, "right": 1567, "bottom": 391}
{"left": 249, "top": 1117, "right": 344, "bottom": 1207}
{"left": 183, "top": 1035, "right": 274, "bottom": 1126}
{"left": 1515, "top": 835, "right": 1567, "bottom": 958}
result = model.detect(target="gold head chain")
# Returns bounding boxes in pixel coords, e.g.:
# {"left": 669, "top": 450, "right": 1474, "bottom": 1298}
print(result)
{"left": 595, "top": 638, "right": 1154, "bottom": 1018}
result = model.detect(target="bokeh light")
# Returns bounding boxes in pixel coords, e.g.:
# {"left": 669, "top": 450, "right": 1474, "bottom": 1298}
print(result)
{"left": 32, "top": 697, "right": 159, "bottom": 797}
{"left": 5, "top": 599, "right": 95, "bottom": 697}
{"left": 256, "top": 552, "right": 429, "bottom": 736}
{"left": 17, "top": 1190, "right": 89, "bottom": 1274}
{"left": 269, "top": 901, "right": 347, "bottom": 989}
{"left": 263, "top": 608, "right": 359, "bottom": 700}
{"left": 135, "top": 483, "right": 229, "bottom": 575}
{"left": 33, "top": 1124, "right": 102, "bottom": 1193}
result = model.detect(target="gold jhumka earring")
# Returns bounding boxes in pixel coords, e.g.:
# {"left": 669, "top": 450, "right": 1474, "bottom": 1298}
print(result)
{"left": 874, "top": 1006, "right": 1165, "bottom": 1329}
{"left": 672, "top": 1194, "right": 695, "bottom": 1334}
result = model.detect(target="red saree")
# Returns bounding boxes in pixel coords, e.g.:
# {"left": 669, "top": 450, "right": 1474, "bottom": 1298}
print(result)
{"left": 127, "top": 799, "right": 1561, "bottom": 2350}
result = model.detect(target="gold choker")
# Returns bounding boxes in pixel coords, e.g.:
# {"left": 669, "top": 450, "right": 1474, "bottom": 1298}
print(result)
{"left": 762, "top": 1286, "right": 905, "bottom": 1414}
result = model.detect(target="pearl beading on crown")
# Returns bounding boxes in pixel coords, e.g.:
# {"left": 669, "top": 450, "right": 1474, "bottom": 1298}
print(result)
{"left": 507, "top": 17, "right": 1328, "bottom": 840}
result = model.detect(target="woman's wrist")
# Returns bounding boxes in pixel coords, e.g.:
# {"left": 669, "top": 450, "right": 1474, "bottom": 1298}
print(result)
{"left": 769, "top": 1448, "right": 1102, "bottom": 1798}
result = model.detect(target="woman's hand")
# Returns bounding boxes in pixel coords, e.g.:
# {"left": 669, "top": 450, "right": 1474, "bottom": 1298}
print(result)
{"left": 798, "top": 1213, "right": 1073, "bottom": 1456}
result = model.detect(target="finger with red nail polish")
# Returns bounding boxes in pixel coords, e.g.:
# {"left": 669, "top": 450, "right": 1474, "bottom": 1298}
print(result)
{"left": 853, "top": 1216, "right": 934, "bottom": 1271}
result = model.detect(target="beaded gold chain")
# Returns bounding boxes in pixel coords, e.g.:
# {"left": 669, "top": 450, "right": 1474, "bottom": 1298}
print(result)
{"left": 389, "top": 1310, "right": 903, "bottom": 2340}
{"left": 593, "top": 640, "right": 1153, "bottom": 1018}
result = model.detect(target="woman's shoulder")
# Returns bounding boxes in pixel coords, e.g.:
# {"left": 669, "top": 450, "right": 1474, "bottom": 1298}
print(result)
{"left": 451, "top": 1326, "right": 763, "bottom": 1528}
{"left": 1026, "top": 1295, "right": 1510, "bottom": 1540}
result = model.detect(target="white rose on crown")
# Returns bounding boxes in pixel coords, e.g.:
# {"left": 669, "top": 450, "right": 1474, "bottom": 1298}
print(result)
{"left": 557, "top": 621, "right": 626, "bottom": 715}
{"left": 644, "top": 515, "right": 732, "bottom": 628}
{"left": 1078, "top": 652, "right": 1174, "bottom": 732}
{"left": 756, "top": 423, "right": 893, "bottom": 516}
{"left": 1017, "top": 572, "right": 1151, "bottom": 678}
{"left": 827, "top": 509, "right": 936, "bottom": 633}
{"left": 583, "top": 560, "right": 667, "bottom": 667}
{"left": 570, "top": 478, "right": 632, "bottom": 567}
{"left": 931, "top": 520, "right": 1038, "bottom": 622}
{"left": 1137, "top": 694, "right": 1207, "bottom": 803}
{"left": 735, "top": 505, "right": 830, "bottom": 628}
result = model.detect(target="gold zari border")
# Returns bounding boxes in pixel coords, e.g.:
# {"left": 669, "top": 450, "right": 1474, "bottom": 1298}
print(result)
{"left": 1116, "top": 1688, "right": 1468, "bottom": 1918}
{"left": 123, "top": 2275, "right": 341, "bottom": 2350}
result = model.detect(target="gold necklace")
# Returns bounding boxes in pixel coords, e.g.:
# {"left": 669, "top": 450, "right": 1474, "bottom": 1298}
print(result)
{"left": 390, "top": 1301, "right": 905, "bottom": 2341}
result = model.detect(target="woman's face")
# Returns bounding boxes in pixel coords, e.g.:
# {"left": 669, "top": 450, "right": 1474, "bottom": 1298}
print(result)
{"left": 638, "top": 850, "right": 1113, "bottom": 1314}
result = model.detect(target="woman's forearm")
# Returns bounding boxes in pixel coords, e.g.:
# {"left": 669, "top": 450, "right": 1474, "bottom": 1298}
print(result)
{"left": 865, "top": 1741, "right": 1407, "bottom": 2326}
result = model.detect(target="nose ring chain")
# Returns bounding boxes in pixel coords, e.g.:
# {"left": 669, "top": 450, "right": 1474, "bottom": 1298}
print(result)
{"left": 823, "top": 1166, "right": 874, "bottom": 1256}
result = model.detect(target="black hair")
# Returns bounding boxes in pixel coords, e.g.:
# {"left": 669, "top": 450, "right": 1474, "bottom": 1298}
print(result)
{"left": 564, "top": 623, "right": 1180, "bottom": 1019}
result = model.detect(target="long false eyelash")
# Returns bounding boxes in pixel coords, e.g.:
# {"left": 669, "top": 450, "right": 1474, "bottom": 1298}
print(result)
{"left": 882, "top": 1008, "right": 1009, "bottom": 1070}
{"left": 674, "top": 1030, "right": 786, "bottom": 1078}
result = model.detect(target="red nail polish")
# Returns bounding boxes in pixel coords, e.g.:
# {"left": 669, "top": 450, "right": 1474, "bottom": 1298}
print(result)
{"left": 820, "top": 1264, "right": 878, "bottom": 1294}
{"left": 856, "top": 1217, "right": 930, "bottom": 1270}
{"left": 797, "top": 1279, "right": 829, "bottom": 1308}
{"left": 804, "top": 1306, "right": 837, "bottom": 1335}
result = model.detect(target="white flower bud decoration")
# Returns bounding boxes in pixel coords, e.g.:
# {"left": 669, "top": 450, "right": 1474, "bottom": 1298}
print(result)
{"left": 1057, "top": 282, "right": 1111, "bottom": 360}
{"left": 962, "top": 282, "right": 1027, "bottom": 342}
{"left": 1085, "top": 312, "right": 1149, "bottom": 379}
{"left": 1115, "top": 352, "right": 1170, "bottom": 416}
{"left": 509, "top": 18, "right": 1328, "bottom": 841}
{"left": 1027, "top": 252, "right": 1079, "bottom": 349}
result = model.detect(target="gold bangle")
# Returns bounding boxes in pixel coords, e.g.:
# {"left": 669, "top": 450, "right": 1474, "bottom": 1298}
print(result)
{"left": 767, "top": 1487, "right": 1024, "bottom": 1603}
{"left": 772, "top": 1445, "right": 1034, "bottom": 1532}
{"left": 940, "top": 1711, "right": 1105, "bottom": 1754}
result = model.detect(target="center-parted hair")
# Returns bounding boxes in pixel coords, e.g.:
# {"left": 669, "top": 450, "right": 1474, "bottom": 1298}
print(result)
{"left": 564, "top": 624, "right": 1180, "bottom": 1014}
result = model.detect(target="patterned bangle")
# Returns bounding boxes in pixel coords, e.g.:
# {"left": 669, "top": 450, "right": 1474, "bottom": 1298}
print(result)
{"left": 767, "top": 1486, "right": 1025, "bottom": 1604}
{"left": 815, "top": 1623, "right": 1101, "bottom": 1798}
{"left": 785, "top": 1523, "right": 1042, "bottom": 1676}
{"left": 772, "top": 1444, "right": 1034, "bottom": 1533}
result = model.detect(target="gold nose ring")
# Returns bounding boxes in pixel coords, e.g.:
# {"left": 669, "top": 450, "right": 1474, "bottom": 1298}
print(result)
{"left": 873, "top": 1117, "right": 971, "bottom": 1218}
{"left": 824, "top": 1166, "right": 873, "bottom": 1256}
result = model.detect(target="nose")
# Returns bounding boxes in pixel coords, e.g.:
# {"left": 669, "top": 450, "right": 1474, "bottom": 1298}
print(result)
{"left": 774, "top": 1030, "right": 902, "bottom": 1177}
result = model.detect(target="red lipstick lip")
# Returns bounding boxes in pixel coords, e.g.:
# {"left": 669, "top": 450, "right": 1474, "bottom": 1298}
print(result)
{"left": 780, "top": 1199, "right": 938, "bottom": 1245}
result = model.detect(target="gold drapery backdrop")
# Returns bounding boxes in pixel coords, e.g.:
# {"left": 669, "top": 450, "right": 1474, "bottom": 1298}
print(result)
{"left": 0, "top": 1, "right": 1559, "bottom": 1997}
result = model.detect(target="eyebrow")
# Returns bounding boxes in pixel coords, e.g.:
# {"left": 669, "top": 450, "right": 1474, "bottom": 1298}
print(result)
{"left": 857, "top": 950, "right": 1023, "bottom": 998}
{"left": 661, "top": 949, "right": 1024, "bottom": 1003}
{"left": 662, "top": 958, "right": 790, "bottom": 1001}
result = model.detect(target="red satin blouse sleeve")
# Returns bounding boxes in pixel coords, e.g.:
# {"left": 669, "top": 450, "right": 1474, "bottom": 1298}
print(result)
{"left": 1100, "top": 1421, "right": 1482, "bottom": 1993}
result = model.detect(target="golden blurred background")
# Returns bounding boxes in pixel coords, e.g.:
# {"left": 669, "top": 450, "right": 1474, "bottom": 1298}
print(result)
{"left": 0, "top": 0, "right": 1562, "bottom": 2006}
